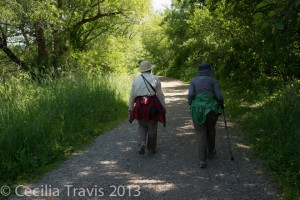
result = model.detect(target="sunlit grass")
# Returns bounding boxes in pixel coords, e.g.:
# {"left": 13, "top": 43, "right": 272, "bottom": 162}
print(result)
{"left": 0, "top": 72, "right": 131, "bottom": 187}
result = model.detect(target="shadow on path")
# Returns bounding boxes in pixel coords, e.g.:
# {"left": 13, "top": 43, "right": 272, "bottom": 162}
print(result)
{"left": 8, "top": 77, "right": 281, "bottom": 200}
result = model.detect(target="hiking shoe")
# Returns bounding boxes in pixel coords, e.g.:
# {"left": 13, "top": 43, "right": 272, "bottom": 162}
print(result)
{"left": 148, "top": 150, "right": 156, "bottom": 155}
{"left": 199, "top": 160, "right": 207, "bottom": 169}
{"left": 207, "top": 149, "right": 216, "bottom": 158}
{"left": 139, "top": 145, "right": 145, "bottom": 155}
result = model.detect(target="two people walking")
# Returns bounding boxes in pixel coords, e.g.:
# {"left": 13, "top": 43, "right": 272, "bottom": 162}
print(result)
{"left": 128, "top": 61, "right": 224, "bottom": 168}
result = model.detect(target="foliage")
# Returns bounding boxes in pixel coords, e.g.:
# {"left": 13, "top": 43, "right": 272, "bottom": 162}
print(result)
{"left": 0, "top": 0, "right": 151, "bottom": 77}
{"left": 254, "top": 0, "right": 300, "bottom": 79}
{"left": 0, "top": 0, "right": 299, "bottom": 198}
{"left": 69, "top": 34, "right": 145, "bottom": 74}
{"left": 145, "top": 0, "right": 299, "bottom": 82}
{"left": 249, "top": 83, "right": 300, "bottom": 199}
{"left": 143, "top": 0, "right": 300, "bottom": 198}
{"left": 140, "top": 13, "right": 173, "bottom": 75}
{"left": 0, "top": 71, "right": 131, "bottom": 187}
{"left": 222, "top": 80, "right": 300, "bottom": 199}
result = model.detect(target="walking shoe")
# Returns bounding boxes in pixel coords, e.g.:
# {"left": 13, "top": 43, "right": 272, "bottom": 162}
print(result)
{"left": 207, "top": 149, "right": 216, "bottom": 158}
{"left": 139, "top": 145, "right": 145, "bottom": 155}
{"left": 199, "top": 160, "right": 207, "bottom": 169}
{"left": 148, "top": 150, "right": 156, "bottom": 155}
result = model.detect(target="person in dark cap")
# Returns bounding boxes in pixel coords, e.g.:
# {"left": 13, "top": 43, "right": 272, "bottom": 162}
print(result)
{"left": 187, "top": 63, "right": 224, "bottom": 168}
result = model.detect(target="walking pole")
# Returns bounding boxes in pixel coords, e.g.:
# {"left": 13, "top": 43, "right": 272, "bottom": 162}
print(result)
{"left": 222, "top": 109, "right": 234, "bottom": 161}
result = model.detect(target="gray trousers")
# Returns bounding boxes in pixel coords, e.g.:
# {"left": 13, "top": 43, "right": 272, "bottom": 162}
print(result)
{"left": 193, "top": 112, "right": 218, "bottom": 161}
{"left": 138, "top": 120, "right": 158, "bottom": 151}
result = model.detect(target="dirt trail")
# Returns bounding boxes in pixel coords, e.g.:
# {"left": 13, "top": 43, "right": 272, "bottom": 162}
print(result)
{"left": 8, "top": 77, "right": 281, "bottom": 200}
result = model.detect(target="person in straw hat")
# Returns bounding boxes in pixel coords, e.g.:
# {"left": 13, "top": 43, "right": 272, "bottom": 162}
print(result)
{"left": 128, "top": 60, "right": 166, "bottom": 155}
{"left": 188, "top": 63, "right": 224, "bottom": 168}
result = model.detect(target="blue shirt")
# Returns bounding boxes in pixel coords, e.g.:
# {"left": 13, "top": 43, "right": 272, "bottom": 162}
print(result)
{"left": 188, "top": 75, "right": 224, "bottom": 105}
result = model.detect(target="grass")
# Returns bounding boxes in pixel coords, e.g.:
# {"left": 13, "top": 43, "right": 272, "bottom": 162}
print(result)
{"left": 0, "top": 72, "right": 131, "bottom": 193}
{"left": 222, "top": 79, "right": 300, "bottom": 200}
{"left": 2, "top": 70, "right": 299, "bottom": 199}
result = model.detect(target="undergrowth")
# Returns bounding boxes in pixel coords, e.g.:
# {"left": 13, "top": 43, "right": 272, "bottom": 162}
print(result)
{"left": 222, "top": 78, "right": 300, "bottom": 200}
{"left": 0, "top": 72, "right": 131, "bottom": 192}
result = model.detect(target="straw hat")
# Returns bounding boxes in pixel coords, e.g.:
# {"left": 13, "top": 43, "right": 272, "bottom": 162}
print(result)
{"left": 138, "top": 60, "right": 156, "bottom": 72}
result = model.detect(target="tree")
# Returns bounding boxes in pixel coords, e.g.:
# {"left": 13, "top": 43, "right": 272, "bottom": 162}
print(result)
{"left": 151, "top": 0, "right": 300, "bottom": 82}
{"left": 0, "top": 0, "right": 151, "bottom": 78}
{"left": 254, "top": 0, "right": 300, "bottom": 79}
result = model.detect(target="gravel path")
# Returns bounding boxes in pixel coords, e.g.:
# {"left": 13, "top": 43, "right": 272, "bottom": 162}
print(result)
{"left": 8, "top": 77, "right": 281, "bottom": 200}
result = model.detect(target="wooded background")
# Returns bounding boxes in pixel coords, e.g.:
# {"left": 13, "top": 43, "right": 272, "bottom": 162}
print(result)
{"left": 0, "top": 0, "right": 299, "bottom": 199}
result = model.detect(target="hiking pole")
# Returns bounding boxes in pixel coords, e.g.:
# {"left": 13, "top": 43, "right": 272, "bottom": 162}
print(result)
{"left": 222, "top": 109, "right": 234, "bottom": 161}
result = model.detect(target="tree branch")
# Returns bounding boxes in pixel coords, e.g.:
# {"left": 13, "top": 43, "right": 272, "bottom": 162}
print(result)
{"left": 0, "top": 26, "right": 28, "bottom": 70}
{"left": 73, "top": 0, "right": 122, "bottom": 29}
{"left": 78, "top": 11, "right": 122, "bottom": 27}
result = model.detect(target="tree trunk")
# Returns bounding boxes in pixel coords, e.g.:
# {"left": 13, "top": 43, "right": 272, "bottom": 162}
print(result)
{"left": 33, "top": 22, "right": 48, "bottom": 69}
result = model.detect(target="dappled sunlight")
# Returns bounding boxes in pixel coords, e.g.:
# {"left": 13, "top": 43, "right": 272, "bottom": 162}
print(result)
{"left": 115, "top": 140, "right": 138, "bottom": 153}
{"left": 215, "top": 173, "right": 225, "bottom": 178}
{"left": 165, "top": 98, "right": 187, "bottom": 104}
{"left": 161, "top": 78, "right": 189, "bottom": 106}
{"left": 98, "top": 160, "right": 120, "bottom": 172}
{"left": 236, "top": 143, "right": 251, "bottom": 149}
{"left": 78, "top": 170, "right": 90, "bottom": 176}
{"left": 99, "top": 160, "right": 118, "bottom": 165}
{"left": 78, "top": 167, "right": 92, "bottom": 177}
{"left": 105, "top": 172, "right": 132, "bottom": 177}
{"left": 217, "top": 117, "right": 234, "bottom": 128}
{"left": 144, "top": 182, "right": 176, "bottom": 192}
{"left": 161, "top": 80, "right": 188, "bottom": 89}
{"left": 175, "top": 128, "right": 194, "bottom": 136}
{"left": 162, "top": 83, "right": 186, "bottom": 88}
{"left": 244, "top": 157, "right": 250, "bottom": 162}
{"left": 97, "top": 158, "right": 178, "bottom": 194}
{"left": 177, "top": 123, "right": 193, "bottom": 130}
{"left": 121, "top": 147, "right": 134, "bottom": 152}
{"left": 176, "top": 131, "right": 194, "bottom": 136}
{"left": 100, "top": 167, "right": 178, "bottom": 194}
{"left": 164, "top": 92, "right": 187, "bottom": 96}
{"left": 213, "top": 185, "right": 221, "bottom": 191}
{"left": 177, "top": 171, "right": 188, "bottom": 176}
{"left": 172, "top": 121, "right": 194, "bottom": 136}
{"left": 159, "top": 153, "right": 168, "bottom": 160}
{"left": 165, "top": 98, "right": 186, "bottom": 104}
{"left": 128, "top": 179, "right": 170, "bottom": 184}
{"left": 128, "top": 179, "right": 176, "bottom": 193}
{"left": 164, "top": 90, "right": 188, "bottom": 104}
{"left": 244, "top": 183, "right": 256, "bottom": 188}
{"left": 255, "top": 169, "right": 264, "bottom": 175}
{"left": 70, "top": 151, "right": 84, "bottom": 156}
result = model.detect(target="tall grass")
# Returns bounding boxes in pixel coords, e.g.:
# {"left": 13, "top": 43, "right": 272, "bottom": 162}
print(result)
{"left": 0, "top": 72, "right": 131, "bottom": 186}
{"left": 223, "top": 79, "right": 300, "bottom": 200}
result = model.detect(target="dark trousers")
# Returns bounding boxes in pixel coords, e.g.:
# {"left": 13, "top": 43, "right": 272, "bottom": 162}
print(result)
{"left": 193, "top": 112, "right": 218, "bottom": 161}
{"left": 138, "top": 120, "right": 158, "bottom": 151}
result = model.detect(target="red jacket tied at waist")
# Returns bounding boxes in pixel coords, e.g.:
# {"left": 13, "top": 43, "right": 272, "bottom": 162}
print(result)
{"left": 130, "top": 95, "right": 166, "bottom": 126}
